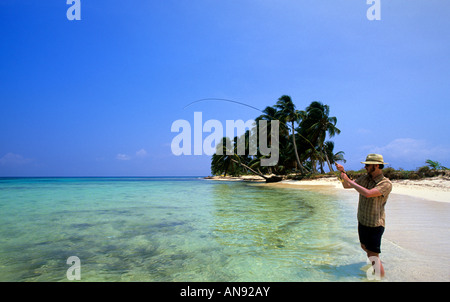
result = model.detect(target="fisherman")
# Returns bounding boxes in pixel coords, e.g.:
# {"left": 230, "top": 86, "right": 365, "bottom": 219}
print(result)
{"left": 335, "top": 154, "right": 392, "bottom": 278}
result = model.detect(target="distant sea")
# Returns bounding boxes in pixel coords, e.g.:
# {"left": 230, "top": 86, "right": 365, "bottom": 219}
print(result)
{"left": 0, "top": 177, "right": 402, "bottom": 281}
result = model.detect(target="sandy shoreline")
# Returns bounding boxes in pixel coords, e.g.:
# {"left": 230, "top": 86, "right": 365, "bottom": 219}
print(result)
{"left": 206, "top": 175, "right": 450, "bottom": 203}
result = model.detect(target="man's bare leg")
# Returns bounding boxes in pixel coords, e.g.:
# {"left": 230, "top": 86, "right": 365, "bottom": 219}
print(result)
{"left": 361, "top": 244, "right": 385, "bottom": 278}
{"left": 367, "top": 251, "right": 384, "bottom": 278}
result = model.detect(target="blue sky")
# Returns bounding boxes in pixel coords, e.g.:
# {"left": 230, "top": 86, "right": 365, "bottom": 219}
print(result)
{"left": 1, "top": 0, "right": 449, "bottom": 177}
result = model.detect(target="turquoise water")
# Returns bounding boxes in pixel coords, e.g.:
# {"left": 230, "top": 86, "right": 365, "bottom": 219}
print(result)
{"left": 0, "top": 177, "right": 371, "bottom": 281}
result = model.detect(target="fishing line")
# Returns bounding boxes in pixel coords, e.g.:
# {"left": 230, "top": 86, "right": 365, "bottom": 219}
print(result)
{"left": 183, "top": 98, "right": 263, "bottom": 114}
{"left": 183, "top": 97, "right": 318, "bottom": 151}
{"left": 184, "top": 98, "right": 340, "bottom": 177}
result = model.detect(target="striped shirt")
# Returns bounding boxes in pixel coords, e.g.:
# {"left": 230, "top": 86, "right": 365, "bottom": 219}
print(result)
{"left": 355, "top": 174, "right": 392, "bottom": 227}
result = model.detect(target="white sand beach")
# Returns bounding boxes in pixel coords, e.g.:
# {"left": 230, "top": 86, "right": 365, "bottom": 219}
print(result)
{"left": 207, "top": 174, "right": 450, "bottom": 281}
{"left": 207, "top": 174, "right": 450, "bottom": 203}
{"left": 270, "top": 175, "right": 450, "bottom": 203}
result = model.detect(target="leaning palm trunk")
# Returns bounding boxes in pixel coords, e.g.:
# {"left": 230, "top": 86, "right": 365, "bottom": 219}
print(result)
{"left": 311, "top": 159, "right": 318, "bottom": 174}
{"left": 319, "top": 160, "right": 325, "bottom": 174}
{"left": 291, "top": 121, "right": 305, "bottom": 175}
{"left": 324, "top": 150, "right": 334, "bottom": 172}
{"left": 230, "top": 159, "right": 282, "bottom": 183}
{"left": 231, "top": 159, "right": 265, "bottom": 178}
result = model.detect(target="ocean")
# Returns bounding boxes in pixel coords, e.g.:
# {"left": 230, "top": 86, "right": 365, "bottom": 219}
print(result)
{"left": 0, "top": 177, "right": 439, "bottom": 282}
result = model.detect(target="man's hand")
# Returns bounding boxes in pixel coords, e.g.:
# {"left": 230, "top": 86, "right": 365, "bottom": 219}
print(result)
{"left": 335, "top": 163, "right": 352, "bottom": 188}
{"left": 335, "top": 163, "right": 345, "bottom": 173}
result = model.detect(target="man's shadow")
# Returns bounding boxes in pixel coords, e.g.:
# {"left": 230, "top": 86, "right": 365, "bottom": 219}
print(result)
{"left": 315, "top": 262, "right": 371, "bottom": 280}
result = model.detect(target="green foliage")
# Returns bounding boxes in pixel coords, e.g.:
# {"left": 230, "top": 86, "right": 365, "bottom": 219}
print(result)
{"left": 210, "top": 95, "right": 345, "bottom": 177}
{"left": 341, "top": 165, "right": 445, "bottom": 181}
{"left": 382, "top": 167, "right": 397, "bottom": 179}
{"left": 426, "top": 159, "right": 448, "bottom": 170}
{"left": 380, "top": 163, "right": 448, "bottom": 180}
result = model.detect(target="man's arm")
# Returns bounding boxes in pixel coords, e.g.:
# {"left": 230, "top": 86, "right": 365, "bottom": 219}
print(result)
{"left": 341, "top": 172, "right": 353, "bottom": 189}
{"left": 340, "top": 173, "right": 382, "bottom": 198}
{"left": 334, "top": 163, "right": 382, "bottom": 197}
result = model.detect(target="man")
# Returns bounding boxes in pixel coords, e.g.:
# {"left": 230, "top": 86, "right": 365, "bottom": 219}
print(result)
{"left": 335, "top": 154, "right": 392, "bottom": 278}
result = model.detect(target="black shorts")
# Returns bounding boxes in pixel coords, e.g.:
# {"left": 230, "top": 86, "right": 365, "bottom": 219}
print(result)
{"left": 358, "top": 223, "right": 385, "bottom": 254}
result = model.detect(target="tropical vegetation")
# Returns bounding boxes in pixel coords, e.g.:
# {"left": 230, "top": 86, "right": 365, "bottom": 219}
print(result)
{"left": 210, "top": 95, "right": 345, "bottom": 181}
{"left": 342, "top": 160, "right": 449, "bottom": 181}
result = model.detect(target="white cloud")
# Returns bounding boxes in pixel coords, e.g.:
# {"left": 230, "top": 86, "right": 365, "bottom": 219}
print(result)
{"left": 363, "top": 138, "right": 450, "bottom": 162}
{"left": 116, "top": 153, "right": 131, "bottom": 161}
{"left": 135, "top": 148, "right": 148, "bottom": 157}
{"left": 116, "top": 149, "right": 148, "bottom": 161}
{"left": 0, "top": 153, "right": 32, "bottom": 166}
{"left": 356, "top": 128, "right": 372, "bottom": 135}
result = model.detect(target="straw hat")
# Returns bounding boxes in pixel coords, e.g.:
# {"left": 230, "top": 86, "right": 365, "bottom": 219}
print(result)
{"left": 361, "top": 154, "right": 388, "bottom": 165}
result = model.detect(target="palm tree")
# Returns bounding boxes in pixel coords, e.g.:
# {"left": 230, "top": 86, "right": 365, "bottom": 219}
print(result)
{"left": 210, "top": 98, "right": 343, "bottom": 177}
{"left": 255, "top": 106, "right": 279, "bottom": 124}
{"left": 211, "top": 137, "right": 238, "bottom": 176}
{"left": 323, "top": 141, "right": 346, "bottom": 172}
{"left": 426, "top": 159, "right": 448, "bottom": 170}
{"left": 274, "top": 95, "right": 306, "bottom": 174}
{"left": 303, "top": 101, "right": 341, "bottom": 173}
{"left": 211, "top": 135, "right": 282, "bottom": 182}
{"left": 255, "top": 105, "right": 279, "bottom": 154}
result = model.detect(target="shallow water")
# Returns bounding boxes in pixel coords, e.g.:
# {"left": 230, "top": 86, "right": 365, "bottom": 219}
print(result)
{"left": 0, "top": 177, "right": 446, "bottom": 281}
